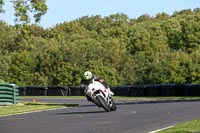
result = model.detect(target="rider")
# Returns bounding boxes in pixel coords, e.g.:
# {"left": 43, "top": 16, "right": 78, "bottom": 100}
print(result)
{"left": 81, "top": 71, "right": 107, "bottom": 87}
{"left": 81, "top": 71, "right": 113, "bottom": 101}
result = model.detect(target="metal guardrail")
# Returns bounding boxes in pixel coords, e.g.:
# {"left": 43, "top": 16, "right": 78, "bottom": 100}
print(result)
{"left": 0, "top": 83, "right": 19, "bottom": 105}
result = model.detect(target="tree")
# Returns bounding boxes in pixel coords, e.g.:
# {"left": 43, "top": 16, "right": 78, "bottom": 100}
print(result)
{"left": 172, "top": 9, "right": 192, "bottom": 17}
{"left": 180, "top": 15, "right": 200, "bottom": 52}
{"left": 1, "top": 7, "right": 200, "bottom": 86}
{"left": 0, "top": 0, "right": 4, "bottom": 12}
{"left": 161, "top": 18, "right": 182, "bottom": 50}
{"left": 0, "top": 21, "right": 17, "bottom": 53}
{"left": 156, "top": 12, "right": 169, "bottom": 20}
{"left": 137, "top": 14, "right": 151, "bottom": 22}
{"left": 1, "top": 0, "right": 47, "bottom": 34}
{"left": 7, "top": 50, "right": 37, "bottom": 86}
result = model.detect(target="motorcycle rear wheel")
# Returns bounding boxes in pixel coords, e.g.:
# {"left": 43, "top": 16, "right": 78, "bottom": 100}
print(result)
{"left": 96, "top": 95, "right": 110, "bottom": 112}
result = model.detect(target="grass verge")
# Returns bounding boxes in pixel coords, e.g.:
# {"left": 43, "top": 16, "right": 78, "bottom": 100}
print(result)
{"left": 0, "top": 102, "right": 78, "bottom": 117}
{"left": 158, "top": 119, "right": 200, "bottom": 133}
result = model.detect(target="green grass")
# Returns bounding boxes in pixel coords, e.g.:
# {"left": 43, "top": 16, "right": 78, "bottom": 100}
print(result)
{"left": 0, "top": 102, "right": 78, "bottom": 117}
{"left": 158, "top": 119, "right": 200, "bottom": 133}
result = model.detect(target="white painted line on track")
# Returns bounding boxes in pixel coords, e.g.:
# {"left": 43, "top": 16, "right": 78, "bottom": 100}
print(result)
{"left": 148, "top": 126, "right": 174, "bottom": 133}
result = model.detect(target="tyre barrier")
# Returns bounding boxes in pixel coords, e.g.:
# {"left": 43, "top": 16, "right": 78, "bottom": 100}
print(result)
{"left": 22, "top": 86, "right": 69, "bottom": 96}
{"left": 18, "top": 84, "right": 200, "bottom": 96}
{"left": 175, "top": 84, "right": 200, "bottom": 96}
{"left": 143, "top": 84, "right": 176, "bottom": 96}
{"left": 0, "top": 83, "right": 19, "bottom": 105}
{"left": 141, "top": 84, "right": 200, "bottom": 96}
{"left": 47, "top": 86, "right": 68, "bottom": 96}
{"left": 68, "top": 86, "right": 84, "bottom": 96}
{"left": 130, "top": 85, "right": 145, "bottom": 96}
{"left": 113, "top": 86, "right": 131, "bottom": 96}
{"left": 26, "top": 86, "right": 48, "bottom": 96}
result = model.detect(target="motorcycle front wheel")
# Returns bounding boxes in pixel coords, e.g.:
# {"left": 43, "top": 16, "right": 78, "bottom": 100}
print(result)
{"left": 96, "top": 95, "right": 110, "bottom": 112}
{"left": 110, "top": 100, "right": 117, "bottom": 111}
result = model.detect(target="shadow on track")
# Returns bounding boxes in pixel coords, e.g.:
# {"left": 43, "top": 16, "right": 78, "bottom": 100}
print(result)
{"left": 53, "top": 110, "right": 106, "bottom": 115}
{"left": 78, "top": 101, "right": 137, "bottom": 107}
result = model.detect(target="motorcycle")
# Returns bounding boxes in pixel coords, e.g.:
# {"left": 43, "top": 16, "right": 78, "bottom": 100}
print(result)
{"left": 84, "top": 79, "right": 117, "bottom": 112}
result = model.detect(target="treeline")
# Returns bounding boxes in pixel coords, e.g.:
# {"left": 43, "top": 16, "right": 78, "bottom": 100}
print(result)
{"left": 0, "top": 8, "right": 200, "bottom": 86}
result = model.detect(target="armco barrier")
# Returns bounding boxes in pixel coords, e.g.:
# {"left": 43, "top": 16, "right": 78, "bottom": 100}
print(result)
{"left": 0, "top": 83, "right": 19, "bottom": 105}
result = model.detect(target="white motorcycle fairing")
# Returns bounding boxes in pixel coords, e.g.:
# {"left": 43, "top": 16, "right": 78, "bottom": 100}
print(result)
{"left": 84, "top": 79, "right": 117, "bottom": 112}
{"left": 86, "top": 80, "right": 110, "bottom": 102}
{"left": 85, "top": 80, "right": 117, "bottom": 112}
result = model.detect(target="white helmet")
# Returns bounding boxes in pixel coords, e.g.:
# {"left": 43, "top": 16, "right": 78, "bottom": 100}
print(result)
{"left": 84, "top": 71, "right": 93, "bottom": 80}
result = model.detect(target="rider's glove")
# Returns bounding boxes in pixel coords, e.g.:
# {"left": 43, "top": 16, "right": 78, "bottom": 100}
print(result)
{"left": 99, "top": 79, "right": 104, "bottom": 83}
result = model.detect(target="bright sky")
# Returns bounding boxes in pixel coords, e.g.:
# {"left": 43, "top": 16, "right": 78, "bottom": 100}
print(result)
{"left": 1, "top": 0, "right": 199, "bottom": 28}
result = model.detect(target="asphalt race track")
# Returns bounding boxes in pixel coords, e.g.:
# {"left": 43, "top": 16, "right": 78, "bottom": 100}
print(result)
{"left": 0, "top": 98, "right": 200, "bottom": 133}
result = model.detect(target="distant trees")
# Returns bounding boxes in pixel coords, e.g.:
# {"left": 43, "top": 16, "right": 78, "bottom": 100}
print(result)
{"left": 0, "top": 8, "right": 200, "bottom": 86}
{"left": 0, "top": 0, "right": 4, "bottom": 12}
{"left": 0, "top": 0, "right": 47, "bottom": 34}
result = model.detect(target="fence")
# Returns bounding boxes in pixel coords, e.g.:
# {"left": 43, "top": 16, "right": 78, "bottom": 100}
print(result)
{"left": 0, "top": 83, "right": 19, "bottom": 105}
{"left": 18, "top": 84, "right": 200, "bottom": 96}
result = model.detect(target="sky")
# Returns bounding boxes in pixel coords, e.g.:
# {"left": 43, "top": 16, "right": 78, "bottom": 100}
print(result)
{"left": 1, "top": 0, "right": 199, "bottom": 28}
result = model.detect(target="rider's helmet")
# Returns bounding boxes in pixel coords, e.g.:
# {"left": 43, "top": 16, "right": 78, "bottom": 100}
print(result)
{"left": 83, "top": 71, "right": 93, "bottom": 80}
